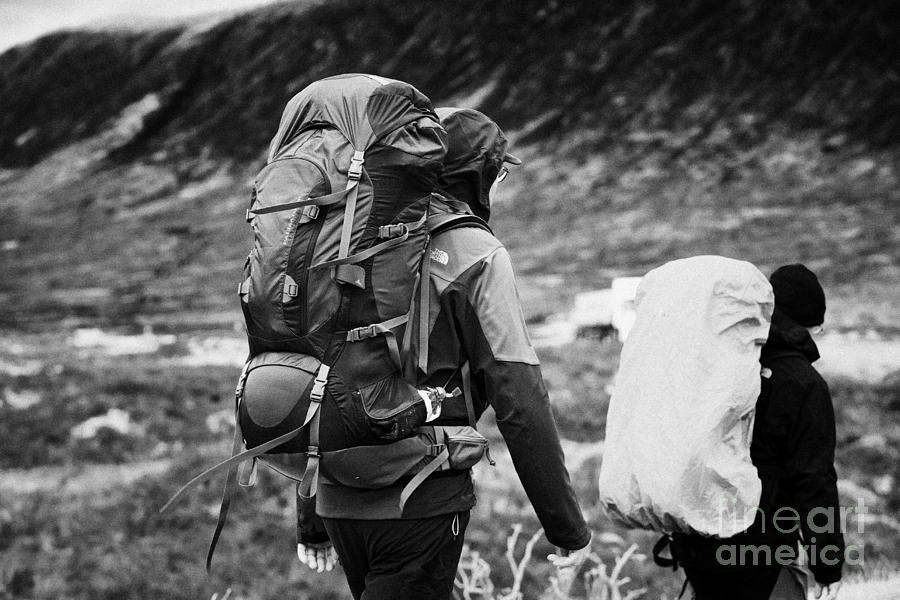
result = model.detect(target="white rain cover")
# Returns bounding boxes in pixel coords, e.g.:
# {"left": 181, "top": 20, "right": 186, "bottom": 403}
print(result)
{"left": 598, "top": 255, "right": 774, "bottom": 536}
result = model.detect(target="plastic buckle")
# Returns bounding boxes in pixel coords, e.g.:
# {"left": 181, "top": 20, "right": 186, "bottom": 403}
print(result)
{"left": 347, "top": 325, "right": 376, "bottom": 342}
{"left": 304, "top": 205, "right": 320, "bottom": 220}
{"left": 378, "top": 223, "right": 408, "bottom": 239}
{"left": 348, "top": 151, "right": 365, "bottom": 181}
{"left": 306, "top": 445, "right": 320, "bottom": 459}
{"left": 245, "top": 209, "right": 253, "bottom": 222}
{"left": 310, "top": 364, "right": 330, "bottom": 401}
{"left": 285, "top": 283, "right": 298, "bottom": 297}
{"left": 428, "top": 444, "right": 446, "bottom": 457}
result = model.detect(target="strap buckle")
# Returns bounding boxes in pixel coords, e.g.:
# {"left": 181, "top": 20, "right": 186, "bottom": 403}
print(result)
{"left": 303, "top": 205, "right": 320, "bottom": 220}
{"left": 306, "top": 445, "right": 320, "bottom": 459}
{"left": 378, "top": 223, "right": 408, "bottom": 239}
{"left": 245, "top": 209, "right": 253, "bottom": 223}
{"left": 348, "top": 150, "right": 365, "bottom": 181}
{"left": 346, "top": 325, "right": 377, "bottom": 342}
{"left": 310, "top": 364, "right": 330, "bottom": 401}
{"left": 427, "top": 444, "right": 446, "bottom": 457}
{"left": 284, "top": 283, "right": 299, "bottom": 297}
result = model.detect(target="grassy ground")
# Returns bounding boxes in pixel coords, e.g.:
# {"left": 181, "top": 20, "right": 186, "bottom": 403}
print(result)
{"left": 2, "top": 330, "right": 898, "bottom": 599}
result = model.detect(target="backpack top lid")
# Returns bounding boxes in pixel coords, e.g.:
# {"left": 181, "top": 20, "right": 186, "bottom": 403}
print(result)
{"left": 268, "top": 74, "right": 440, "bottom": 160}
{"left": 598, "top": 255, "right": 774, "bottom": 536}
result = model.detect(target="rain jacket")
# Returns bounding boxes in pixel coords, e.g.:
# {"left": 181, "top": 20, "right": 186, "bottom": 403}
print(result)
{"left": 674, "top": 309, "right": 844, "bottom": 584}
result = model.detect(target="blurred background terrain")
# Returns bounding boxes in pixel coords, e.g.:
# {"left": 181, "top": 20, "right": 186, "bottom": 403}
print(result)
{"left": 1, "top": 0, "right": 898, "bottom": 598}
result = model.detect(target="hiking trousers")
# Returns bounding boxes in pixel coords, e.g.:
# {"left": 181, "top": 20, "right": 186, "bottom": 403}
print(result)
{"left": 322, "top": 511, "right": 469, "bottom": 600}
{"left": 683, "top": 565, "right": 782, "bottom": 600}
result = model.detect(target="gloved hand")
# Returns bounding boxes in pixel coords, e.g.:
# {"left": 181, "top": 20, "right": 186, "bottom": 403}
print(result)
{"left": 297, "top": 541, "right": 338, "bottom": 573}
{"left": 813, "top": 581, "right": 840, "bottom": 600}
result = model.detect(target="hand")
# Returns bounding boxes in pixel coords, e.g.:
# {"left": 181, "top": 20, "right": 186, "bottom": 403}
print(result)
{"left": 547, "top": 535, "right": 592, "bottom": 593}
{"left": 297, "top": 542, "right": 338, "bottom": 573}
{"left": 813, "top": 582, "right": 840, "bottom": 600}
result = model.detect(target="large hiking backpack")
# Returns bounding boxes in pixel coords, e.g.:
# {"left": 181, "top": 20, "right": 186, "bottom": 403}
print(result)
{"left": 161, "top": 75, "right": 492, "bottom": 569}
{"left": 597, "top": 255, "right": 774, "bottom": 538}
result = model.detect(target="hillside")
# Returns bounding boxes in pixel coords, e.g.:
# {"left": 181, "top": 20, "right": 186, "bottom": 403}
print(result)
{"left": 2, "top": 4, "right": 900, "bottom": 597}
{"left": 1, "top": 0, "right": 899, "bottom": 331}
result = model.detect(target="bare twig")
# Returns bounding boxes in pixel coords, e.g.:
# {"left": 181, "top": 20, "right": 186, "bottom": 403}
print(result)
{"left": 499, "top": 524, "right": 544, "bottom": 600}
{"left": 583, "top": 544, "right": 646, "bottom": 600}
{"left": 454, "top": 545, "right": 495, "bottom": 600}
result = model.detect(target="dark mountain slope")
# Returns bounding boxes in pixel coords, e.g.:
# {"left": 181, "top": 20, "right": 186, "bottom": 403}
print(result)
{"left": 0, "top": 0, "right": 898, "bottom": 331}
{"left": 2, "top": 0, "right": 898, "bottom": 168}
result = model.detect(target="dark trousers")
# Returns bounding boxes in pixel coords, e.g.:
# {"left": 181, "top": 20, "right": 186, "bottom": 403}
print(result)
{"left": 322, "top": 512, "right": 469, "bottom": 600}
{"left": 683, "top": 565, "right": 782, "bottom": 600}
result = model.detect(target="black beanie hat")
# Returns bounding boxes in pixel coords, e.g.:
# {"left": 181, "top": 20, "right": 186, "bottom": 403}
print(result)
{"left": 769, "top": 264, "right": 826, "bottom": 327}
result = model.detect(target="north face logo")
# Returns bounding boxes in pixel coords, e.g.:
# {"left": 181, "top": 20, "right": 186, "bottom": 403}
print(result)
{"left": 430, "top": 248, "right": 449, "bottom": 265}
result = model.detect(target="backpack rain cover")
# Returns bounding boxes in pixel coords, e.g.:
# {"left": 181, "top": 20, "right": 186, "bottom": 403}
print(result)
{"left": 598, "top": 255, "right": 774, "bottom": 537}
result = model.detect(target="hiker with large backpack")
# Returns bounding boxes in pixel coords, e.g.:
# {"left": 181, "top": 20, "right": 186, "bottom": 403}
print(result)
{"left": 161, "top": 78, "right": 589, "bottom": 598}
{"left": 598, "top": 258, "right": 844, "bottom": 600}
{"left": 162, "top": 73, "right": 453, "bottom": 571}
{"left": 671, "top": 264, "right": 844, "bottom": 600}
{"left": 311, "top": 106, "right": 592, "bottom": 599}
{"left": 597, "top": 256, "right": 774, "bottom": 594}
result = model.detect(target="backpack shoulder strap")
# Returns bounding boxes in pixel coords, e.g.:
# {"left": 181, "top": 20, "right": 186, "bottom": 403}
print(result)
{"left": 426, "top": 212, "right": 492, "bottom": 237}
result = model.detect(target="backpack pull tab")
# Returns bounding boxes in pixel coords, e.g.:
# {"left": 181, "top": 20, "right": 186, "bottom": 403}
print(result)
{"left": 484, "top": 445, "right": 496, "bottom": 467}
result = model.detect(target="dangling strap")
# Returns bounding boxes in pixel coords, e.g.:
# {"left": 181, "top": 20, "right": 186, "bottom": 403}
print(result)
{"left": 298, "top": 364, "right": 330, "bottom": 500}
{"left": 158, "top": 406, "right": 319, "bottom": 514}
{"left": 205, "top": 415, "right": 244, "bottom": 572}
{"left": 652, "top": 535, "right": 679, "bottom": 570}
{"left": 398, "top": 445, "right": 450, "bottom": 513}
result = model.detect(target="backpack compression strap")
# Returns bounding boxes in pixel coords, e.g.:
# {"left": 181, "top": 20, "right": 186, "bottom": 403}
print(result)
{"left": 248, "top": 186, "right": 350, "bottom": 216}
{"left": 309, "top": 211, "right": 428, "bottom": 288}
{"left": 333, "top": 150, "right": 365, "bottom": 287}
{"left": 298, "top": 364, "right": 330, "bottom": 500}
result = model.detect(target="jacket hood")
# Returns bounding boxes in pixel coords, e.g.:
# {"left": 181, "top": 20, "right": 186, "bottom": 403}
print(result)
{"left": 762, "top": 307, "right": 820, "bottom": 363}
{"left": 434, "top": 107, "right": 515, "bottom": 222}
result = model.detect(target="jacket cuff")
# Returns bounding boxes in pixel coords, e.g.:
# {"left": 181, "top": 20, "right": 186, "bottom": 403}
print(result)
{"left": 297, "top": 494, "right": 330, "bottom": 545}
{"left": 551, "top": 528, "right": 592, "bottom": 552}
{"left": 811, "top": 563, "right": 842, "bottom": 585}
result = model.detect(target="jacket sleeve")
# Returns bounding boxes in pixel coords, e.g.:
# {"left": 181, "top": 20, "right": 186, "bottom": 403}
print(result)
{"left": 455, "top": 246, "right": 591, "bottom": 550}
{"left": 297, "top": 494, "right": 330, "bottom": 545}
{"left": 782, "top": 377, "right": 844, "bottom": 584}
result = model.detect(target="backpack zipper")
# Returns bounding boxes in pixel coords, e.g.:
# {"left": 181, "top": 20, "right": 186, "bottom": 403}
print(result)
{"left": 273, "top": 153, "right": 331, "bottom": 334}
